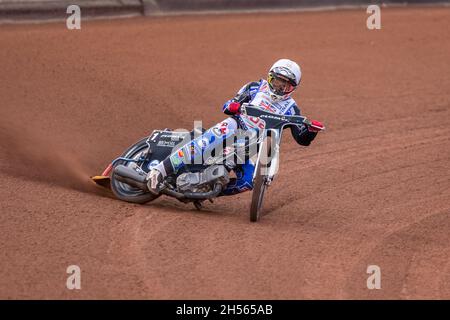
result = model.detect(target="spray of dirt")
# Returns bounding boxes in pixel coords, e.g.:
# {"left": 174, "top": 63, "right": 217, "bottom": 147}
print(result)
{"left": 0, "top": 119, "right": 104, "bottom": 194}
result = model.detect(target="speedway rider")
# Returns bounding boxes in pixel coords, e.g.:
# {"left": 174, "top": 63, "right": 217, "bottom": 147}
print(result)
{"left": 146, "top": 59, "right": 324, "bottom": 195}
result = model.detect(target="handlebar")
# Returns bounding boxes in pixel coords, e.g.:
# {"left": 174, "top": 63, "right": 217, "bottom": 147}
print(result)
{"left": 241, "top": 103, "right": 325, "bottom": 131}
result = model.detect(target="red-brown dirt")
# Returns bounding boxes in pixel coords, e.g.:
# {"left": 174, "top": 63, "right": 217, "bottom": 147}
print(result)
{"left": 0, "top": 7, "right": 449, "bottom": 299}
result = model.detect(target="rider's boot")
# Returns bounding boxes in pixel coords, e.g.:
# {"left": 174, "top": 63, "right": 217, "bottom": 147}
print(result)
{"left": 146, "top": 157, "right": 176, "bottom": 194}
{"left": 146, "top": 168, "right": 164, "bottom": 195}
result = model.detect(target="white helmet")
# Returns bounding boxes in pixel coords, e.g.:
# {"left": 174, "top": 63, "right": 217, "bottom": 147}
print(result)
{"left": 267, "top": 59, "right": 302, "bottom": 101}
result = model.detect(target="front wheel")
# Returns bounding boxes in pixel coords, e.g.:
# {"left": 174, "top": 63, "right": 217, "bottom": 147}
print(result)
{"left": 250, "top": 136, "right": 272, "bottom": 222}
{"left": 110, "top": 137, "right": 160, "bottom": 204}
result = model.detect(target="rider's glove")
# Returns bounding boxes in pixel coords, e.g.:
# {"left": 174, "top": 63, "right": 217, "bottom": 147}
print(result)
{"left": 305, "top": 119, "right": 325, "bottom": 133}
{"left": 227, "top": 102, "right": 242, "bottom": 114}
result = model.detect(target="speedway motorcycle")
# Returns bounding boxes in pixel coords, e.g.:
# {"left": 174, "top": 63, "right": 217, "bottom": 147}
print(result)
{"left": 92, "top": 104, "right": 323, "bottom": 222}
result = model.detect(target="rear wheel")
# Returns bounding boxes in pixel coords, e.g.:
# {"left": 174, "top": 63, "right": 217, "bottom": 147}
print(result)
{"left": 250, "top": 136, "right": 272, "bottom": 222}
{"left": 110, "top": 137, "right": 160, "bottom": 204}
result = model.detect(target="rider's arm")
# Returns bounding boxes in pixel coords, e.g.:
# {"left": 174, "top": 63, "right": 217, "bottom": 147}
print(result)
{"left": 290, "top": 104, "right": 318, "bottom": 146}
{"left": 223, "top": 81, "right": 261, "bottom": 115}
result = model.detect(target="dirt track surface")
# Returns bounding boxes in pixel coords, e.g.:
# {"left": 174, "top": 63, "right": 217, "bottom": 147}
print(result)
{"left": 0, "top": 7, "right": 449, "bottom": 299}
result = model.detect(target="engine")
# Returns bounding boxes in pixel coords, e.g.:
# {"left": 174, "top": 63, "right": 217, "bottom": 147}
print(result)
{"left": 176, "top": 165, "right": 230, "bottom": 193}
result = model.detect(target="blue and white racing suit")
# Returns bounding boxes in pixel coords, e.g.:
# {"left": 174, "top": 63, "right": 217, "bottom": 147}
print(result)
{"left": 155, "top": 79, "right": 317, "bottom": 196}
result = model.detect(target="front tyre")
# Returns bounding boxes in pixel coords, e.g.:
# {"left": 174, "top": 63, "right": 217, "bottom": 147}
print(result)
{"left": 250, "top": 136, "right": 271, "bottom": 222}
{"left": 110, "top": 137, "right": 160, "bottom": 204}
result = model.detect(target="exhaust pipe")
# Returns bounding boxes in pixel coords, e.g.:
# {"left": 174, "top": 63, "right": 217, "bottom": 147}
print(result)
{"left": 114, "top": 165, "right": 223, "bottom": 199}
{"left": 113, "top": 165, "right": 148, "bottom": 190}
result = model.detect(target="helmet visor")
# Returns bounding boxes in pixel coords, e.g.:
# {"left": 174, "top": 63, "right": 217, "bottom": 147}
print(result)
{"left": 268, "top": 73, "right": 296, "bottom": 96}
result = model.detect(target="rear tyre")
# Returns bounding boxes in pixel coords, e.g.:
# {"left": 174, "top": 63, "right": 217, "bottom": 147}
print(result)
{"left": 110, "top": 137, "right": 160, "bottom": 204}
{"left": 250, "top": 136, "right": 271, "bottom": 222}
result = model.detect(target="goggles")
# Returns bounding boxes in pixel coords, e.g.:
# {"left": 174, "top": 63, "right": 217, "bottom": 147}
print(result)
{"left": 268, "top": 72, "right": 296, "bottom": 96}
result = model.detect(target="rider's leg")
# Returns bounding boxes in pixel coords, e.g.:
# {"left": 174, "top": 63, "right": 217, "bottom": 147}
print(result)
{"left": 147, "top": 118, "right": 238, "bottom": 194}
{"left": 220, "top": 159, "right": 255, "bottom": 196}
